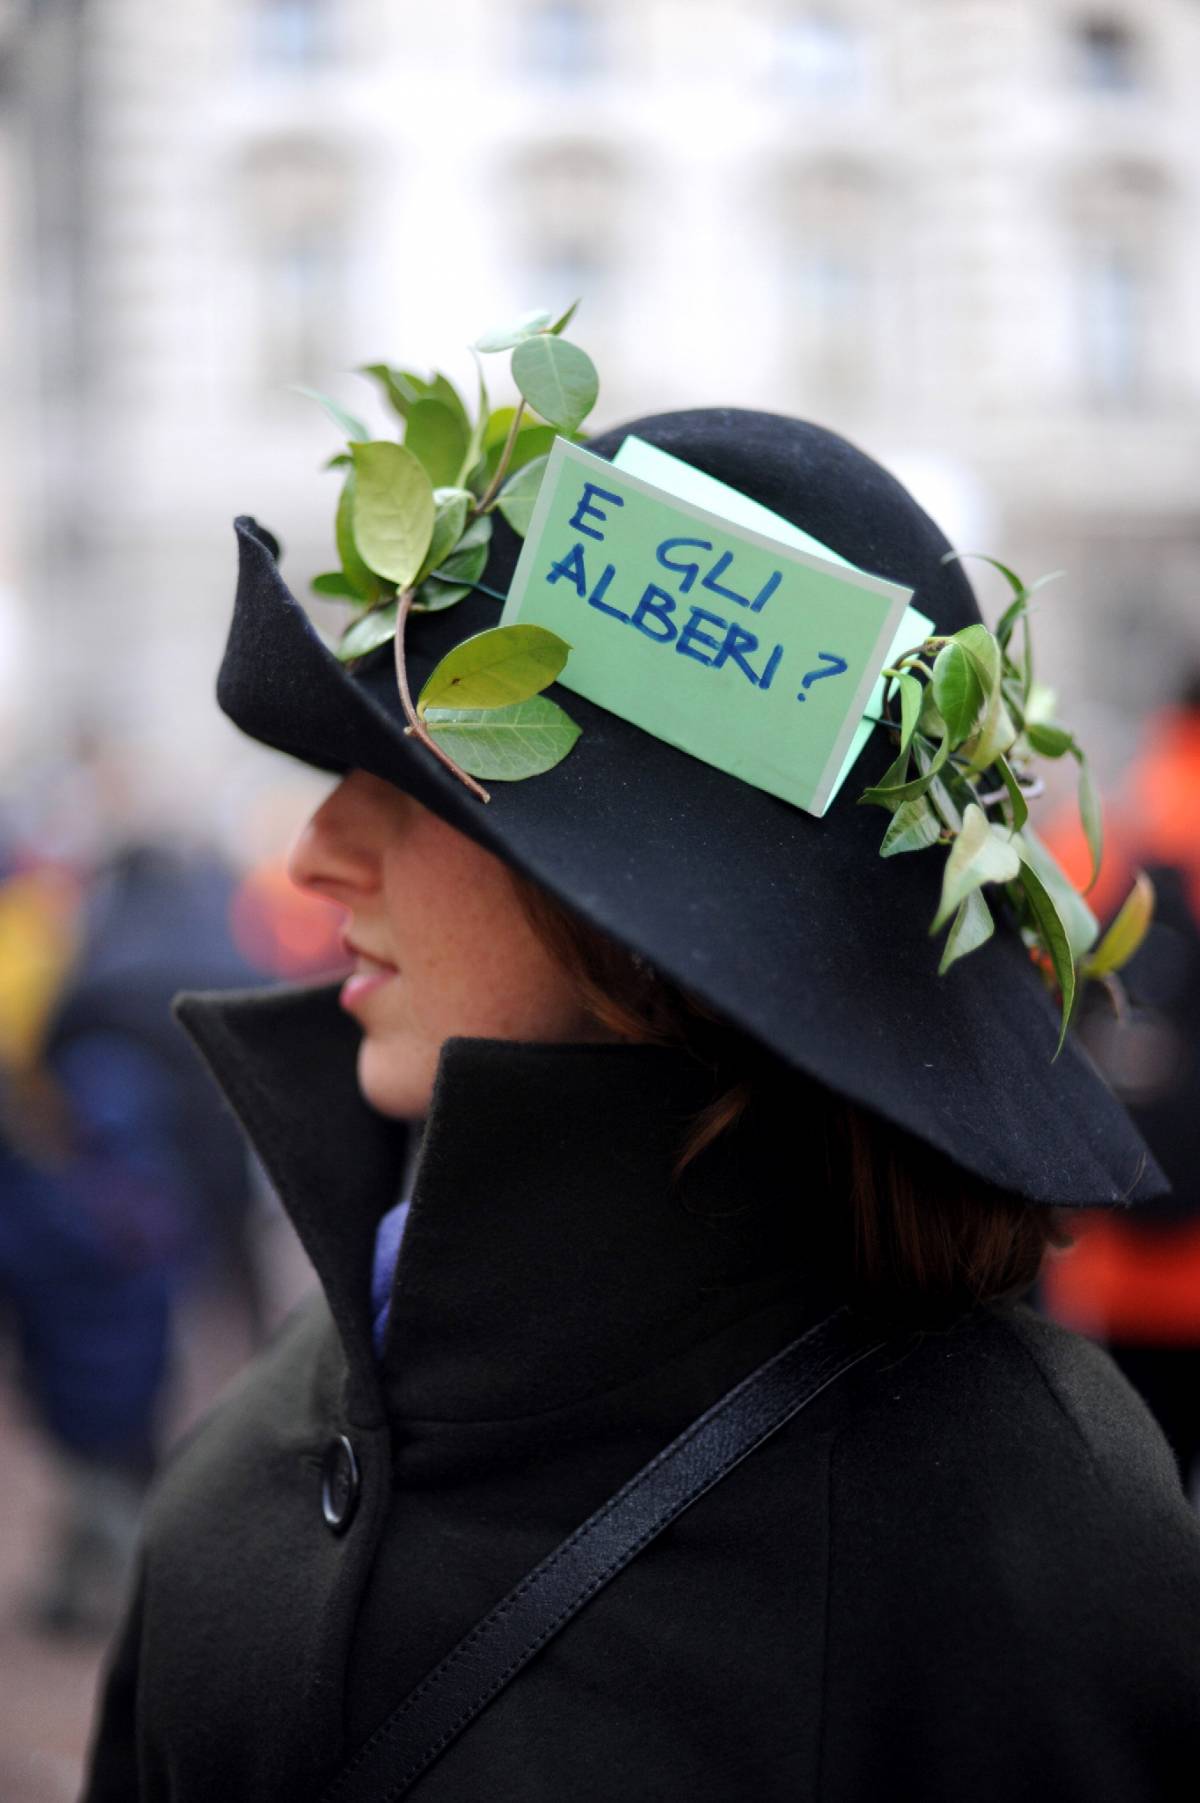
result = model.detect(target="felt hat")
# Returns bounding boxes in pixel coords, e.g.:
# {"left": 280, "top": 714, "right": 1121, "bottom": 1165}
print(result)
{"left": 218, "top": 407, "right": 1164, "bottom": 1207}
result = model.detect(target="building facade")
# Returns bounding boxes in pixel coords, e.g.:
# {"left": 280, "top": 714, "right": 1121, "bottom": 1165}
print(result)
{"left": 7, "top": 0, "right": 1200, "bottom": 827}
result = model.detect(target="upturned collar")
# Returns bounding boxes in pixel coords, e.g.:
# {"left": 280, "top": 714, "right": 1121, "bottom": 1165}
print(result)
{"left": 174, "top": 982, "right": 819, "bottom": 1426}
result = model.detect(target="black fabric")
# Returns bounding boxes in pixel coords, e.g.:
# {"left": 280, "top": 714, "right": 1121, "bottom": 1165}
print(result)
{"left": 83, "top": 983, "right": 1200, "bottom": 1803}
{"left": 322, "top": 1308, "right": 881, "bottom": 1802}
{"left": 214, "top": 409, "right": 1163, "bottom": 1207}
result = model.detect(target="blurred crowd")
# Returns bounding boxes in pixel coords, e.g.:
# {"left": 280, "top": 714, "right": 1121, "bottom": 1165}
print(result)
{"left": 0, "top": 740, "right": 345, "bottom": 1641}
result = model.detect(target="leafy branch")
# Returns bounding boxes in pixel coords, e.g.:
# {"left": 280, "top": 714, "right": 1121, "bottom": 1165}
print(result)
{"left": 298, "top": 302, "right": 598, "bottom": 798}
{"left": 858, "top": 554, "right": 1153, "bottom": 1054}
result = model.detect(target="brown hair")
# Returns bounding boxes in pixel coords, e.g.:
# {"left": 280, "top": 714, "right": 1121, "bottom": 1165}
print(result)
{"left": 516, "top": 877, "right": 1070, "bottom": 1329}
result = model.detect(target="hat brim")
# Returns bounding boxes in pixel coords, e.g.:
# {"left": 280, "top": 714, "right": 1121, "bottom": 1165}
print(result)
{"left": 217, "top": 413, "right": 1165, "bottom": 1208}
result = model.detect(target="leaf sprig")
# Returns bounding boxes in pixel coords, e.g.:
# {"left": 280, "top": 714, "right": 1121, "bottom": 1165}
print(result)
{"left": 299, "top": 302, "right": 598, "bottom": 800}
{"left": 859, "top": 555, "right": 1153, "bottom": 1054}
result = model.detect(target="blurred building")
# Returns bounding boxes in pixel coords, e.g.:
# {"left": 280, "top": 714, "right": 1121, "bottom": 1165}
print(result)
{"left": 4, "top": 0, "right": 1200, "bottom": 818}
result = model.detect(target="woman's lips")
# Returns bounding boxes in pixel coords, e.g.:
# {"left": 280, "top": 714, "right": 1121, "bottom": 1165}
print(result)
{"left": 338, "top": 947, "right": 399, "bottom": 1012}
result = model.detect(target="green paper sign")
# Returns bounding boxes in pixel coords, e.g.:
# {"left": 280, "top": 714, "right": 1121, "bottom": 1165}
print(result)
{"left": 501, "top": 437, "right": 919, "bottom": 816}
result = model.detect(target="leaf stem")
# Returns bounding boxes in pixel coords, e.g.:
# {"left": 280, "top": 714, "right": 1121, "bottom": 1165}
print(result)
{"left": 392, "top": 588, "right": 491, "bottom": 803}
{"left": 975, "top": 773, "right": 1044, "bottom": 809}
{"left": 470, "top": 401, "right": 527, "bottom": 519}
{"left": 889, "top": 653, "right": 936, "bottom": 681}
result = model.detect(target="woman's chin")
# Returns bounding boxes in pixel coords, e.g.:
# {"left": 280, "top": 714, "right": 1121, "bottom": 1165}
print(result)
{"left": 356, "top": 1033, "right": 436, "bottom": 1122}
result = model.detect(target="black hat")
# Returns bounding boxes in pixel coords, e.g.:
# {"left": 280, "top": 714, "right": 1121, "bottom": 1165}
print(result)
{"left": 218, "top": 407, "right": 1164, "bottom": 1207}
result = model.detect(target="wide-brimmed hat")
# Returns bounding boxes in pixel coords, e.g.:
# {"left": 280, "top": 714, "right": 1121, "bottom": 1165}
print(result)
{"left": 217, "top": 407, "right": 1164, "bottom": 1207}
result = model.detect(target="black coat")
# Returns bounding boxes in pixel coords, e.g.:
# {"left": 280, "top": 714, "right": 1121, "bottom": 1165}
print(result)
{"left": 84, "top": 984, "right": 1200, "bottom": 1802}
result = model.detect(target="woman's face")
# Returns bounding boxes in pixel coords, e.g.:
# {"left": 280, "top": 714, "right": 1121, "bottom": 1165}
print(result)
{"left": 287, "top": 770, "right": 608, "bottom": 1118}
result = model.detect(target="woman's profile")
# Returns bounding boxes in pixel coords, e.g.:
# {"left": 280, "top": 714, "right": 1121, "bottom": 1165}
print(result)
{"left": 84, "top": 407, "right": 1200, "bottom": 1802}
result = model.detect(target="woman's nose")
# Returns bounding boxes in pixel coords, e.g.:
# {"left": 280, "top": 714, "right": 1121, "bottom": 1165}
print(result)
{"left": 286, "top": 778, "right": 381, "bottom": 900}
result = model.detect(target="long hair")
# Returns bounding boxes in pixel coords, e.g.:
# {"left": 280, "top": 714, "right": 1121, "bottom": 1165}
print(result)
{"left": 515, "top": 877, "right": 1070, "bottom": 1328}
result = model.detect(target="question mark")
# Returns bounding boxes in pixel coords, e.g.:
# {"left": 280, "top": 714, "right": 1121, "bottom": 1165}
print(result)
{"left": 797, "top": 651, "right": 848, "bottom": 700}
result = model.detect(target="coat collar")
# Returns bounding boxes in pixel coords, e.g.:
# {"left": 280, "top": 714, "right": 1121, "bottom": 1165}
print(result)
{"left": 174, "top": 982, "right": 822, "bottom": 1426}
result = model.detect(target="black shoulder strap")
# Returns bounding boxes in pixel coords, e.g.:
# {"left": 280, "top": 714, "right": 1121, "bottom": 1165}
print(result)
{"left": 321, "top": 1307, "right": 883, "bottom": 1802}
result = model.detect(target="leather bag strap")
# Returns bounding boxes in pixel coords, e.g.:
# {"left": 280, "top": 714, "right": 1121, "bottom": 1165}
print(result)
{"left": 321, "top": 1307, "right": 882, "bottom": 1801}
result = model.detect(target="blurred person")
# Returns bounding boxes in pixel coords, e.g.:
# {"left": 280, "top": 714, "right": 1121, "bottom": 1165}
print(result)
{"left": 1042, "top": 676, "right": 1200, "bottom": 1494}
{"left": 0, "top": 838, "right": 262, "bottom": 1634}
{"left": 80, "top": 411, "right": 1200, "bottom": 1801}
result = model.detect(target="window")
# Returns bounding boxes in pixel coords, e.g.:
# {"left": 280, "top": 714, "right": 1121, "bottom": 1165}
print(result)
{"left": 1080, "top": 247, "right": 1142, "bottom": 404}
{"left": 262, "top": 233, "right": 340, "bottom": 385}
{"left": 508, "top": 143, "right": 622, "bottom": 316}
{"left": 238, "top": 138, "right": 351, "bottom": 390}
{"left": 1074, "top": 17, "right": 1138, "bottom": 93}
{"left": 774, "top": 10, "right": 863, "bottom": 98}
{"left": 525, "top": 1, "right": 603, "bottom": 83}
{"left": 1068, "top": 162, "right": 1166, "bottom": 410}
{"left": 775, "top": 159, "right": 880, "bottom": 408}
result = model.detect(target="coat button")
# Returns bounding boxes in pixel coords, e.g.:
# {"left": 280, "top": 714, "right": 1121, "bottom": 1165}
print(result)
{"left": 320, "top": 1434, "right": 361, "bottom": 1534}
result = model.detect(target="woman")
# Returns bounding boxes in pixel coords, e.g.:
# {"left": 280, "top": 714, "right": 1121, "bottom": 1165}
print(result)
{"left": 85, "top": 410, "right": 1200, "bottom": 1801}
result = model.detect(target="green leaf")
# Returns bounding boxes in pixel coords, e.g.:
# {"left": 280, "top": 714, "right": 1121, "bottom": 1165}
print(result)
{"left": 358, "top": 363, "right": 419, "bottom": 419}
{"left": 413, "top": 578, "right": 472, "bottom": 612}
{"left": 895, "top": 672, "right": 922, "bottom": 755}
{"left": 335, "top": 470, "right": 375, "bottom": 599}
{"left": 497, "top": 454, "right": 550, "bottom": 537}
{"left": 917, "top": 688, "right": 946, "bottom": 745}
{"left": 426, "top": 373, "right": 469, "bottom": 430}
{"left": 292, "top": 385, "right": 369, "bottom": 443}
{"left": 931, "top": 643, "right": 983, "bottom": 744}
{"left": 1024, "top": 682, "right": 1058, "bottom": 727}
{"left": 336, "top": 601, "right": 398, "bottom": 662}
{"left": 1077, "top": 758, "right": 1103, "bottom": 893}
{"left": 992, "top": 753, "right": 1029, "bottom": 833}
{"left": 938, "top": 888, "right": 995, "bottom": 975}
{"left": 424, "top": 694, "right": 581, "bottom": 779}
{"left": 413, "top": 512, "right": 493, "bottom": 611}
{"left": 511, "top": 335, "right": 598, "bottom": 433}
{"left": 418, "top": 624, "right": 570, "bottom": 713}
{"left": 964, "top": 688, "right": 1017, "bottom": 773}
{"left": 859, "top": 729, "right": 950, "bottom": 807}
{"left": 994, "top": 591, "right": 1029, "bottom": 651}
{"left": 952, "top": 623, "right": 1002, "bottom": 695}
{"left": 474, "top": 309, "right": 555, "bottom": 353}
{"left": 1083, "top": 871, "right": 1155, "bottom": 978}
{"left": 416, "top": 489, "right": 471, "bottom": 584}
{"left": 457, "top": 351, "right": 490, "bottom": 487}
{"left": 862, "top": 744, "right": 912, "bottom": 812}
{"left": 879, "top": 797, "right": 942, "bottom": 857}
{"left": 927, "top": 771, "right": 963, "bottom": 834}
{"left": 950, "top": 626, "right": 1013, "bottom": 776}
{"left": 481, "top": 422, "right": 558, "bottom": 488}
{"left": 311, "top": 571, "right": 366, "bottom": 600}
{"left": 944, "top": 549, "right": 1030, "bottom": 600}
{"left": 931, "top": 802, "right": 1021, "bottom": 933}
{"left": 549, "top": 299, "right": 580, "bottom": 335}
{"left": 324, "top": 451, "right": 352, "bottom": 471}
{"left": 483, "top": 405, "right": 520, "bottom": 450}
{"left": 404, "top": 398, "right": 470, "bottom": 490}
{"left": 350, "top": 442, "right": 436, "bottom": 589}
{"left": 1016, "top": 856, "right": 1077, "bottom": 1058}
{"left": 438, "top": 513, "right": 492, "bottom": 580}
{"left": 1016, "top": 826, "right": 1099, "bottom": 961}
{"left": 1027, "top": 721, "right": 1075, "bottom": 759}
